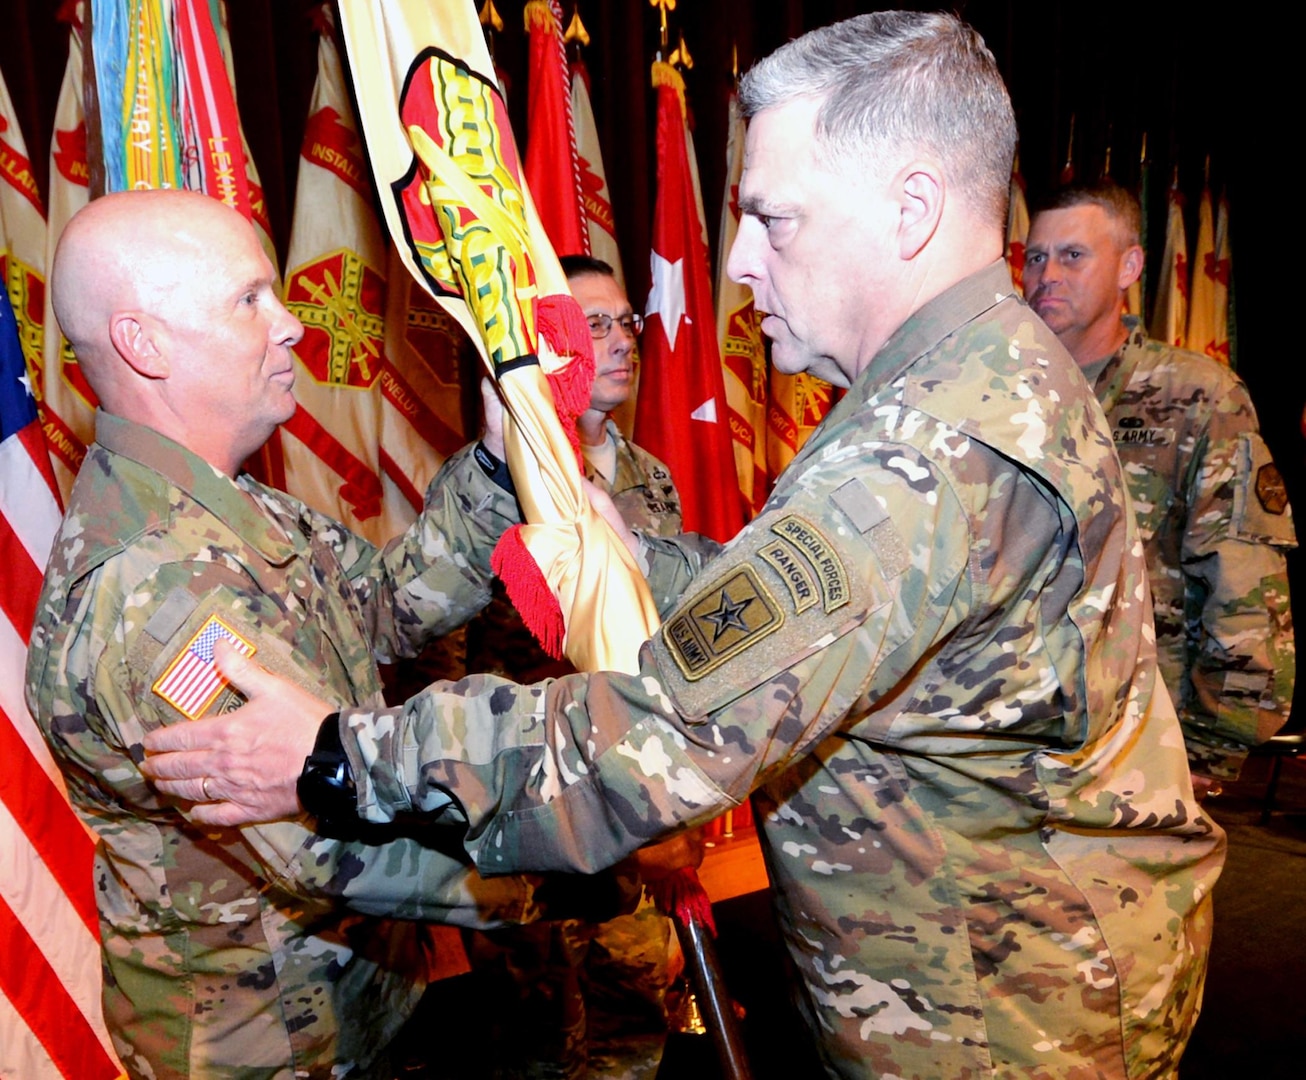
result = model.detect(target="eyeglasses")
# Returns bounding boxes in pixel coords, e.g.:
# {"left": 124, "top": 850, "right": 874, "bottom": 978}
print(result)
{"left": 587, "top": 312, "right": 644, "bottom": 340}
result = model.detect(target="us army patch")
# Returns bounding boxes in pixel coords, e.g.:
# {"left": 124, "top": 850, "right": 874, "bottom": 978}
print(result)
{"left": 663, "top": 565, "right": 783, "bottom": 680}
{"left": 1113, "top": 416, "right": 1175, "bottom": 447}
{"left": 153, "top": 615, "right": 256, "bottom": 720}
{"left": 652, "top": 504, "right": 881, "bottom": 720}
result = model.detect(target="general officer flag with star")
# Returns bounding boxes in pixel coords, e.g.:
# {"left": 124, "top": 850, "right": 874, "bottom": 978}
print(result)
{"left": 635, "top": 61, "right": 744, "bottom": 543}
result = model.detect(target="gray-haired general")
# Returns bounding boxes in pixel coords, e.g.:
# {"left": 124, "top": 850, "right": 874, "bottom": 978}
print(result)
{"left": 144, "top": 13, "right": 1226, "bottom": 1078}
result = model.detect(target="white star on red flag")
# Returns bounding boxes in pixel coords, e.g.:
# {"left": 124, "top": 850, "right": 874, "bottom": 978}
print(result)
{"left": 647, "top": 251, "right": 686, "bottom": 350}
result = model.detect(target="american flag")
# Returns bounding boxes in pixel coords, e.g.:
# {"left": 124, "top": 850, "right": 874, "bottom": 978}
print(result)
{"left": 0, "top": 282, "right": 121, "bottom": 1076}
{"left": 152, "top": 615, "right": 255, "bottom": 720}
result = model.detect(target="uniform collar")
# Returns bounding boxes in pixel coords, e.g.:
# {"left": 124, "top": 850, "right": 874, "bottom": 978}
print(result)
{"left": 94, "top": 411, "right": 298, "bottom": 565}
{"left": 854, "top": 260, "right": 1014, "bottom": 396}
{"left": 1090, "top": 315, "right": 1149, "bottom": 410}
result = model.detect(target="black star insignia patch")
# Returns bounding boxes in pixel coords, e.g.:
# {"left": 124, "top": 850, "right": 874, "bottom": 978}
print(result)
{"left": 662, "top": 566, "right": 782, "bottom": 680}
{"left": 702, "top": 590, "right": 754, "bottom": 641}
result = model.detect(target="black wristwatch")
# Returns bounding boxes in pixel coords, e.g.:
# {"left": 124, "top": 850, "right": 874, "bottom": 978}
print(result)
{"left": 297, "top": 712, "right": 359, "bottom": 838}
{"left": 474, "top": 440, "right": 516, "bottom": 495}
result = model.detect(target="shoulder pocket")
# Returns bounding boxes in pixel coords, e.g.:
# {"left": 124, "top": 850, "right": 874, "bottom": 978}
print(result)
{"left": 1232, "top": 434, "right": 1296, "bottom": 547}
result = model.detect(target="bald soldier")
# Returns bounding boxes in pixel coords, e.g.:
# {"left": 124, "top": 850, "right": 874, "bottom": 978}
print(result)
{"left": 145, "top": 13, "right": 1226, "bottom": 1078}
{"left": 1025, "top": 181, "right": 1295, "bottom": 789}
{"left": 24, "top": 190, "right": 597, "bottom": 1079}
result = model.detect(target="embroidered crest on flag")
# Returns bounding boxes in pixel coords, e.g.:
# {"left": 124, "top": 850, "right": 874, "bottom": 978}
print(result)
{"left": 1, "top": 252, "right": 43, "bottom": 371}
{"left": 153, "top": 615, "right": 256, "bottom": 719}
{"left": 285, "top": 248, "right": 387, "bottom": 388}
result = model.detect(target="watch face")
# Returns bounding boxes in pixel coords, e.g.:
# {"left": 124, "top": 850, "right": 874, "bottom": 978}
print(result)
{"left": 298, "top": 748, "right": 357, "bottom": 838}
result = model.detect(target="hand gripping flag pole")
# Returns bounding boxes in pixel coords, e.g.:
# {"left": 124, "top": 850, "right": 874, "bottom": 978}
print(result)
{"left": 337, "top": 6, "right": 751, "bottom": 1074}
{"left": 337, "top": 0, "right": 658, "bottom": 673}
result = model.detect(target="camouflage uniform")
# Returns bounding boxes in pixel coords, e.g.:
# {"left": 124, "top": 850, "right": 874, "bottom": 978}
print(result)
{"left": 1091, "top": 317, "right": 1295, "bottom": 779}
{"left": 24, "top": 411, "right": 546, "bottom": 1080}
{"left": 339, "top": 264, "right": 1226, "bottom": 1079}
{"left": 464, "top": 421, "right": 683, "bottom": 1078}
{"left": 586, "top": 420, "right": 683, "bottom": 538}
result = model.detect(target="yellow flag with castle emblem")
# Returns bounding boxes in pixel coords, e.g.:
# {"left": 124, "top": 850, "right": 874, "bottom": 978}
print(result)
{"left": 716, "top": 91, "right": 768, "bottom": 516}
{"left": 337, "top": 0, "right": 657, "bottom": 674}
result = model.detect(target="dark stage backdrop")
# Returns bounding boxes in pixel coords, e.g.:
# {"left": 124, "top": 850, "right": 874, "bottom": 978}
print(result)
{"left": 3, "top": 0, "right": 1299, "bottom": 719}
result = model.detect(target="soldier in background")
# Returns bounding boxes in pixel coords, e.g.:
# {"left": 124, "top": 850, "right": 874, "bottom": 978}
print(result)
{"left": 25, "top": 189, "right": 602, "bottom": 1079}
{"left": 467, "top": 255, "right": 682, "bottom": 682}
{"left": 1025, "top": 180, "right": 1296, "bottom": 792}
{"left": 145, "top": 13, "right": 1227, "bottom": 1078}
{"left": 463, "top": 254, "right": 694, "bottom": 1078}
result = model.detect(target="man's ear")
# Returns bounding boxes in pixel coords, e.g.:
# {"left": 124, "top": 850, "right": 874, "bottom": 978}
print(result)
{"left": 1118, "top": 244, "right": 1144, "bottom": 290}
{"left": 108, "top": 312, "right": 169, "bottom": 379}
{"left": 897, "top": 162, "right": 944, "bottom": 260}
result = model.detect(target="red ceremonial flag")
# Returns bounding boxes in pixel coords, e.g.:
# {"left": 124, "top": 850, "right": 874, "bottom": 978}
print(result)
{"left": 523, "top": 0, "right": 586, "bottom": 257}
{"left": 0, "top": 290, "right": 121, "bottom": 1080}
{"left": 635, "top": 62, "right": 744, "bottom": 543}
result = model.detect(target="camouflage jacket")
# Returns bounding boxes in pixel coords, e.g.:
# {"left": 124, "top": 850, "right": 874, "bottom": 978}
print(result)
{"left": 24, "top": 412, "right": 542, "bottom": 1080}
{"left": 467, "top": 421, "right": 682, "bottom": 682}
{"left": 1093, "top": 317, "right": 1295, "bottom": 779}
{"left": 338, "top": 264, "right": 1226, "bottom": 1079}
{"left": 584, "top": 420, "right": 682, "bottom": 537}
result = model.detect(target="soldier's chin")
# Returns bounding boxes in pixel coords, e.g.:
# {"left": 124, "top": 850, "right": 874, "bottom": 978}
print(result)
{"left": 770, "top": 342, "right": 813, "bottom": 376}
{"left": 1031, "top": 302, "right": 1067, "bottom": 330}
{"left": 273, "top": 392, "right": 298, "bottom": 425}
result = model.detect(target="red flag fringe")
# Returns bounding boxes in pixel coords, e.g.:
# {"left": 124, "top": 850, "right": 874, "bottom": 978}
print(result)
{"left": 536, "top": 292, "right": 595, "bottom": 463}
{"left": 645, "top": 866, "right": 717, "bottom": 935}
{"left": 491, "top": 524, "right": 566, "bottom": 659}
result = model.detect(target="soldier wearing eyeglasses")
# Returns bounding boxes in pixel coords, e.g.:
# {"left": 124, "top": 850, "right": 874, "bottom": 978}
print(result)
{"left": 460, "top": 255, "right": 690, "bottom": 1078}
{"left": 567, "top": 255, "right": 681, "bottom": 535}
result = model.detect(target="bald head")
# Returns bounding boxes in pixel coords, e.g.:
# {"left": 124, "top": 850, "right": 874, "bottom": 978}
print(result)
{"left": 51, "top": 190, "right": 303, "bottom": 475}
{"left": 53, "top": 191, "right": 242, "bottom": 398}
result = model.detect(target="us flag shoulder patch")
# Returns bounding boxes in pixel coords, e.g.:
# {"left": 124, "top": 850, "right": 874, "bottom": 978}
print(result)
{"left": 152, "top": 615, "right": 256, "bottom": 719}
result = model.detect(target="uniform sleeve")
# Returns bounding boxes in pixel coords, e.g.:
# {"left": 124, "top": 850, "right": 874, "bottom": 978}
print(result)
{"left": 636, "top": 531, "right": 723, "bottom": 618}
{"left": 341, "top": 442, "right": 523, "bottom": 663}
{"left": 338, "top": 447, "right": 973, "bottom": 876}
{"left": 1180, "top": 383, "right": 1296, "bottom": 779}
{"left": 38, "top": 558, "right": 542, "bottom": 930}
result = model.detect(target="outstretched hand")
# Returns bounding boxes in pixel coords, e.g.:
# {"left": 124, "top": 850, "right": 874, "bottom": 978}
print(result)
{"left": 140, "top": 640, "right": 331, "bottom": 826}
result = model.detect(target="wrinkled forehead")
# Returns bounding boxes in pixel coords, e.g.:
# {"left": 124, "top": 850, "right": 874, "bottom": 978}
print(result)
{"left": 1028, "top": 204, "right": 1123, "bottom": 251}
{"left": 742, "top": 97, "right": 824, "bottom": 174}
{"left": 741, "top": 95, "right": 889, "bottom": 202}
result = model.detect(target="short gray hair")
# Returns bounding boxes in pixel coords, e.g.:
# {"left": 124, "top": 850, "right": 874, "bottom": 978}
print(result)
{"left": 739, "top": 11, "right": 1016, "bottom": 225}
